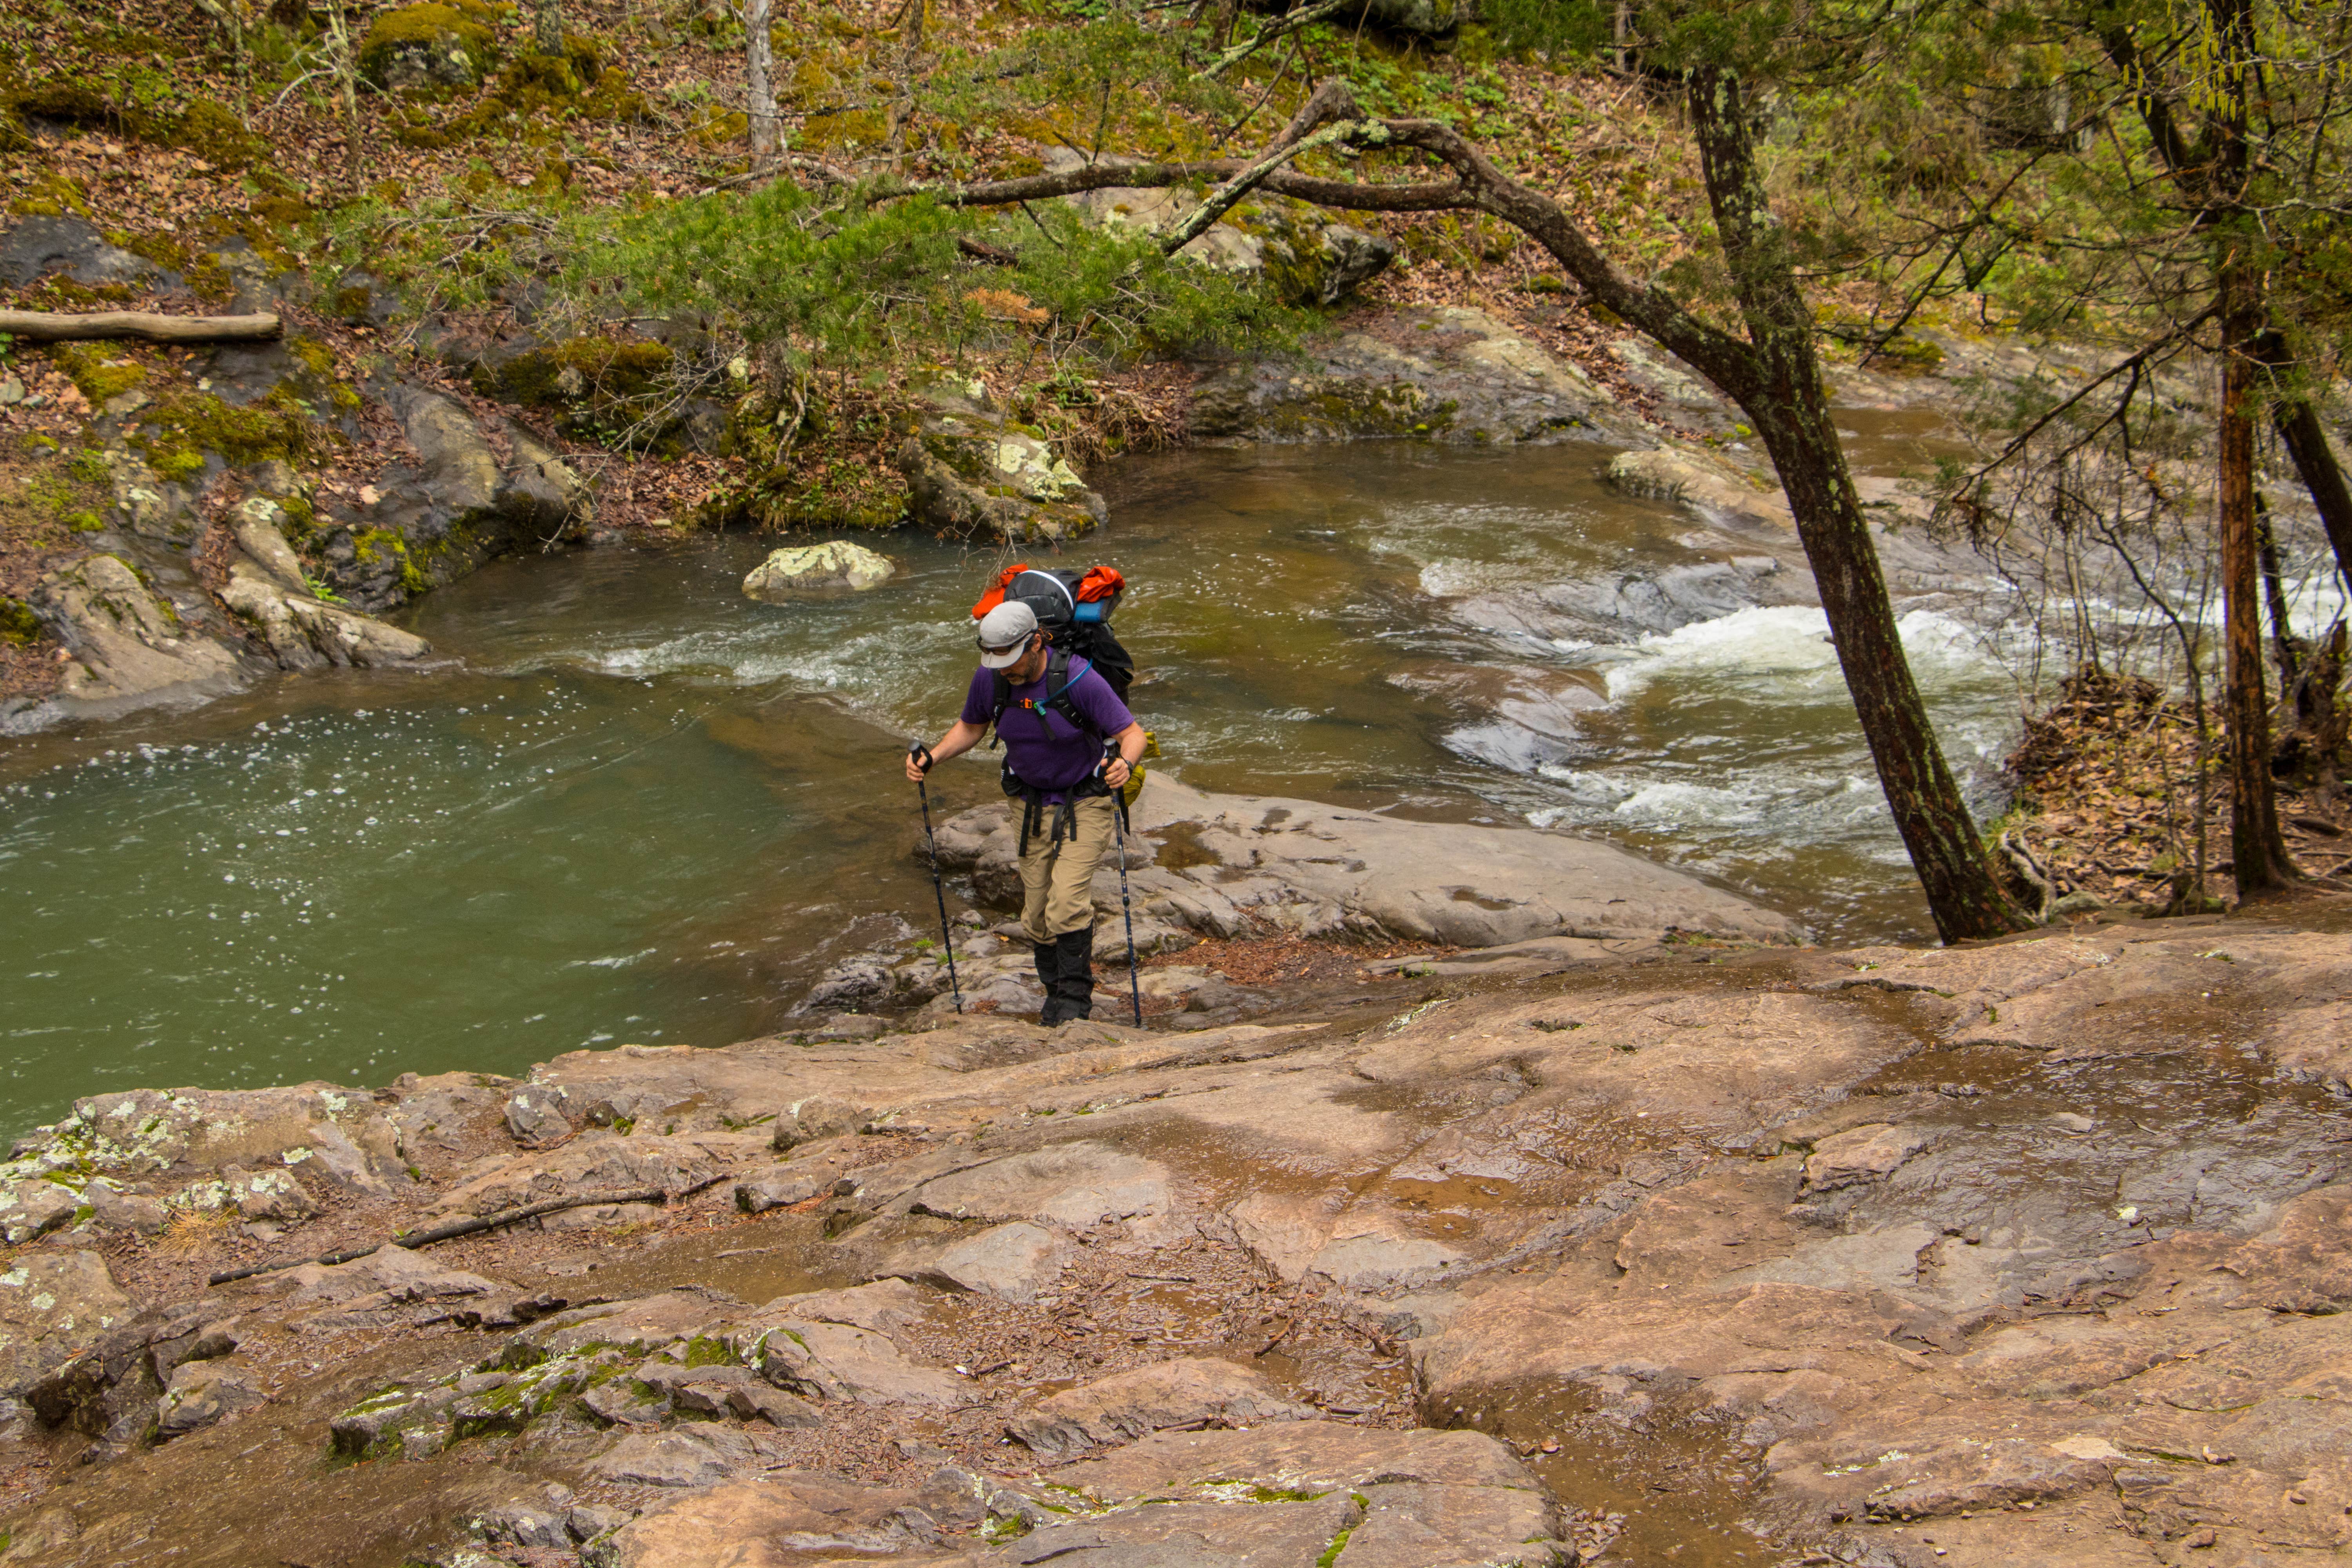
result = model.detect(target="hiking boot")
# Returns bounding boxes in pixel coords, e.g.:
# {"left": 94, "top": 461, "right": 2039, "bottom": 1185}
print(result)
{"left": 1051, "top": 926, "right": 1096, "bottom": 1023}
{"left": 1033, "top": 940, "right": 1067, "bottom": 1026}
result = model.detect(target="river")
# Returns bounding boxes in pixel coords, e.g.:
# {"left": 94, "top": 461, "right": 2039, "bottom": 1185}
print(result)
{"left": 0, "top": 437, "right": 2018, "bottom": 1140}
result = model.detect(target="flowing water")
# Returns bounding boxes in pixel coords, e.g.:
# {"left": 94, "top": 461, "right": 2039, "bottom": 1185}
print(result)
{"left": 0, "top": 437, "right": 2017, "bottom": 1140}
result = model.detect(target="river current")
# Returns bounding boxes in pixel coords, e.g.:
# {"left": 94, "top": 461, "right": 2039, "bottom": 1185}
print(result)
{"left": 0, "top": 438, "right": 2019, "bottom": 1139}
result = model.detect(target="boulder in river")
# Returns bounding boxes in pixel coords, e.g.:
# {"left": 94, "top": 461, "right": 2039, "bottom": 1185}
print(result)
{"left": 1606, "top": 444, "right": 1793, "bottom": 530}
{"left": 893, "top": 373, "right": 1106, "bottom": 543}
{"left": 317, "top": 383, "right": 595, "bottom": 612}
{"left": 741, "top": 541, "right": 895, "bottom": 601}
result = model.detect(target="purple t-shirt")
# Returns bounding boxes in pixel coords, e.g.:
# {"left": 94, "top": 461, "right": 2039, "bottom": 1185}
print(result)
{"left": 962, "top": 657, "right": 1134, "bottom": 799}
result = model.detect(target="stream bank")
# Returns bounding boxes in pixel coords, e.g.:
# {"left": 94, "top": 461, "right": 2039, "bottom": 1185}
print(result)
{"left": 0, "top": 905, "right": 2347, "bottom": 1568}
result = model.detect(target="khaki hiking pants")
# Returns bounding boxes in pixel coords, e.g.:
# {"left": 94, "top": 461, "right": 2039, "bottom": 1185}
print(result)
{"left": 1019, "top": 793, "right": 1114, "bottom": 945}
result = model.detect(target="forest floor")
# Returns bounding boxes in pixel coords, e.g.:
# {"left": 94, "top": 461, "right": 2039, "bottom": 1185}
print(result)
{"left": 2002, "top": 664, "right": 2352, "bottom": 915}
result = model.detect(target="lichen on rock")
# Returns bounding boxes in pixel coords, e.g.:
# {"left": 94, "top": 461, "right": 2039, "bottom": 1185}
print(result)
{"left": 741, "top": 540, "right": 895, "bottom": 600}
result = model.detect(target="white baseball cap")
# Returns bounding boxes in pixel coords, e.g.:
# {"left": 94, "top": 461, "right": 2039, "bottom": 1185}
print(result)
{"left": 976, "top": 601, "right": 1040, "bottom": 668}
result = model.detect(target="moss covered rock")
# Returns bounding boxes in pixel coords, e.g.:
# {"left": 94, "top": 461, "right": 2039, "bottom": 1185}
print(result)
{"left": 359, "top": 1, "right": 499, "bottom": 94}
{"left": 892, "top": 373, "right": 1105, "bottom": 544}
{"left": 472, "top": 335, "right": 671, "bottom": 412}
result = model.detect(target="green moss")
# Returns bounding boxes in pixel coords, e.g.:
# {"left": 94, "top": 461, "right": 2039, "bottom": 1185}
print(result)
{"left": 7, "top": 82, "right": 121, "bottom": 138}
{"left": 681, "top": 1336, "right": 738, "bottom": 1368}
{"left": 475, "top": 336, "right": 671, "bottom": 412}
{"left": 288, "top": 336, "right": 339, "bottom": 377}
{"left": 111, "top": 229, "right": 194, "bottom": 275}
{"left": 0, "top": 599, "right": 42, "bottom": 646}
{"left": 354, "top": 528, "right": 431, "bottom": 595}
{"left": 48, "top": 343, "right": 148, "bottom": 407}
{"left": 9, "top": 170, "right": 93, "bottom": 220}
{"left": 67, "top": 448, "right": 113, "bottom": 487}
{"left": 167, "top": 99, "right": 269, "bottom": 171}
{"left": 132, "top": 388, "right": 319, "bottom": 473}
{"left": 249, "top": 193, "right": 315, "bottom": 235}
{"left": 1315, "top": 1525, "right": 1355, "bottom": 1567}
{"left": 799, "top": 106, "right": 886, "bottom": 151}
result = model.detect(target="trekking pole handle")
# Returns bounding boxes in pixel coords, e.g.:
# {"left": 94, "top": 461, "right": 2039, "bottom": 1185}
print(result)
{"left": 909, "top": 740, "right": 935, "bottom": 773}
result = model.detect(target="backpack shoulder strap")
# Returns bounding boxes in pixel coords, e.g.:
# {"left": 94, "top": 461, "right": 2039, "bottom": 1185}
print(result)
{"left": 1042, "top": 651, "right": 1103, "bottom": 739}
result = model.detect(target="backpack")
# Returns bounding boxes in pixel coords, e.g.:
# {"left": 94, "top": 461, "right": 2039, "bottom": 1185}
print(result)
{"left": 972, "top": 564, "right": 1135, "bottom": 706}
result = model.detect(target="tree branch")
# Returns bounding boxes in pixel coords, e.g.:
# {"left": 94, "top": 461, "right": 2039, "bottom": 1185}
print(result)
{"left": 1161, "top": 77, "right": 1373, "bottom": 253}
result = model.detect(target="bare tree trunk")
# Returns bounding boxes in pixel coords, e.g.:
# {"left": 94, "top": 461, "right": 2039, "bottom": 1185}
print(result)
{"left": 0, "top": 309, "right": 281, "bottom": 343}
{"left": 2207, "top": 0, "right": 2297, "bottom": 893}
{"left": 2263, "top": 347, "right": 2352, "bottom": 593}
{"left": 746, "top": 0, "right": 778, "bottom": 156}
{"left": 1685, "top": 69, "right": 2028, "bottom": 941}
{"left": 2256, "top": 492, "right": 2299, "bottom": 695}
{"left": 535, "top": 0, "right": 564, "bottom": 54}
{"left": 2219, "top": 267, "right": 2298, "bottom": 891}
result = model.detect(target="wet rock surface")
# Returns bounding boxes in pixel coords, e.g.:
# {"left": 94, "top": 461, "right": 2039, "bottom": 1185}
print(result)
{"left": 0, "top": 912, "right": 2347, "bottom": 1566}
{"left": 28, "top": 551, "right": 245, "bottom": 713}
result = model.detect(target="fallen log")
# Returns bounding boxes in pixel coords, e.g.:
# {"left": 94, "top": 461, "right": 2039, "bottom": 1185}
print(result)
{"left": 0, "top": 308, "right": 281, "bottom": 344}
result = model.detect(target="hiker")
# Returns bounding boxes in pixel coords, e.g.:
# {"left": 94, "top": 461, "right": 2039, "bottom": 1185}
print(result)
{"left": 906, "top": 599, "right": 1147, "bottom": 1024}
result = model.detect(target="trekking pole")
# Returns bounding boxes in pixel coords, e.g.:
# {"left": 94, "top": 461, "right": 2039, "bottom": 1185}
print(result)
{"left": 1112, "top": 782, "right": 1144, "bottom": 1028}
{"left": 911, "top": 742, "right": 962, "bottom": 1014}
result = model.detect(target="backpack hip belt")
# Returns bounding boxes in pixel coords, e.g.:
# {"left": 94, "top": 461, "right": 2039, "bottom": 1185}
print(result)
{"left": 1006, "top": 767, "right": 1113, "bottom": 857}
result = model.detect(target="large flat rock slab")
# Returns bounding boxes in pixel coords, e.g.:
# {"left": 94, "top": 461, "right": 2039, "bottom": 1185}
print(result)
{"left": 934, "top": 774, "right": 1801, "bottom": 948}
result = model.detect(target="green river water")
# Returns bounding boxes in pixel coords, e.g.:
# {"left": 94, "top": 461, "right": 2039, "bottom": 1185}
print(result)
{"left": 0, "top": 439, "right": 2016, "bottom": 1140}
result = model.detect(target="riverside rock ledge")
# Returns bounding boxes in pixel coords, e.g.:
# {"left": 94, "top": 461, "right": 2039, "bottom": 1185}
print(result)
{"left": 1, "top": 914, "right": 2349, "bottom": 1564}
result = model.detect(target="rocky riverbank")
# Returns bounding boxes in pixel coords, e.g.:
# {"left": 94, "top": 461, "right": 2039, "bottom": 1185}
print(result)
{"left": 1, "top": 868, "right": 2347, "bottom": 1566}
